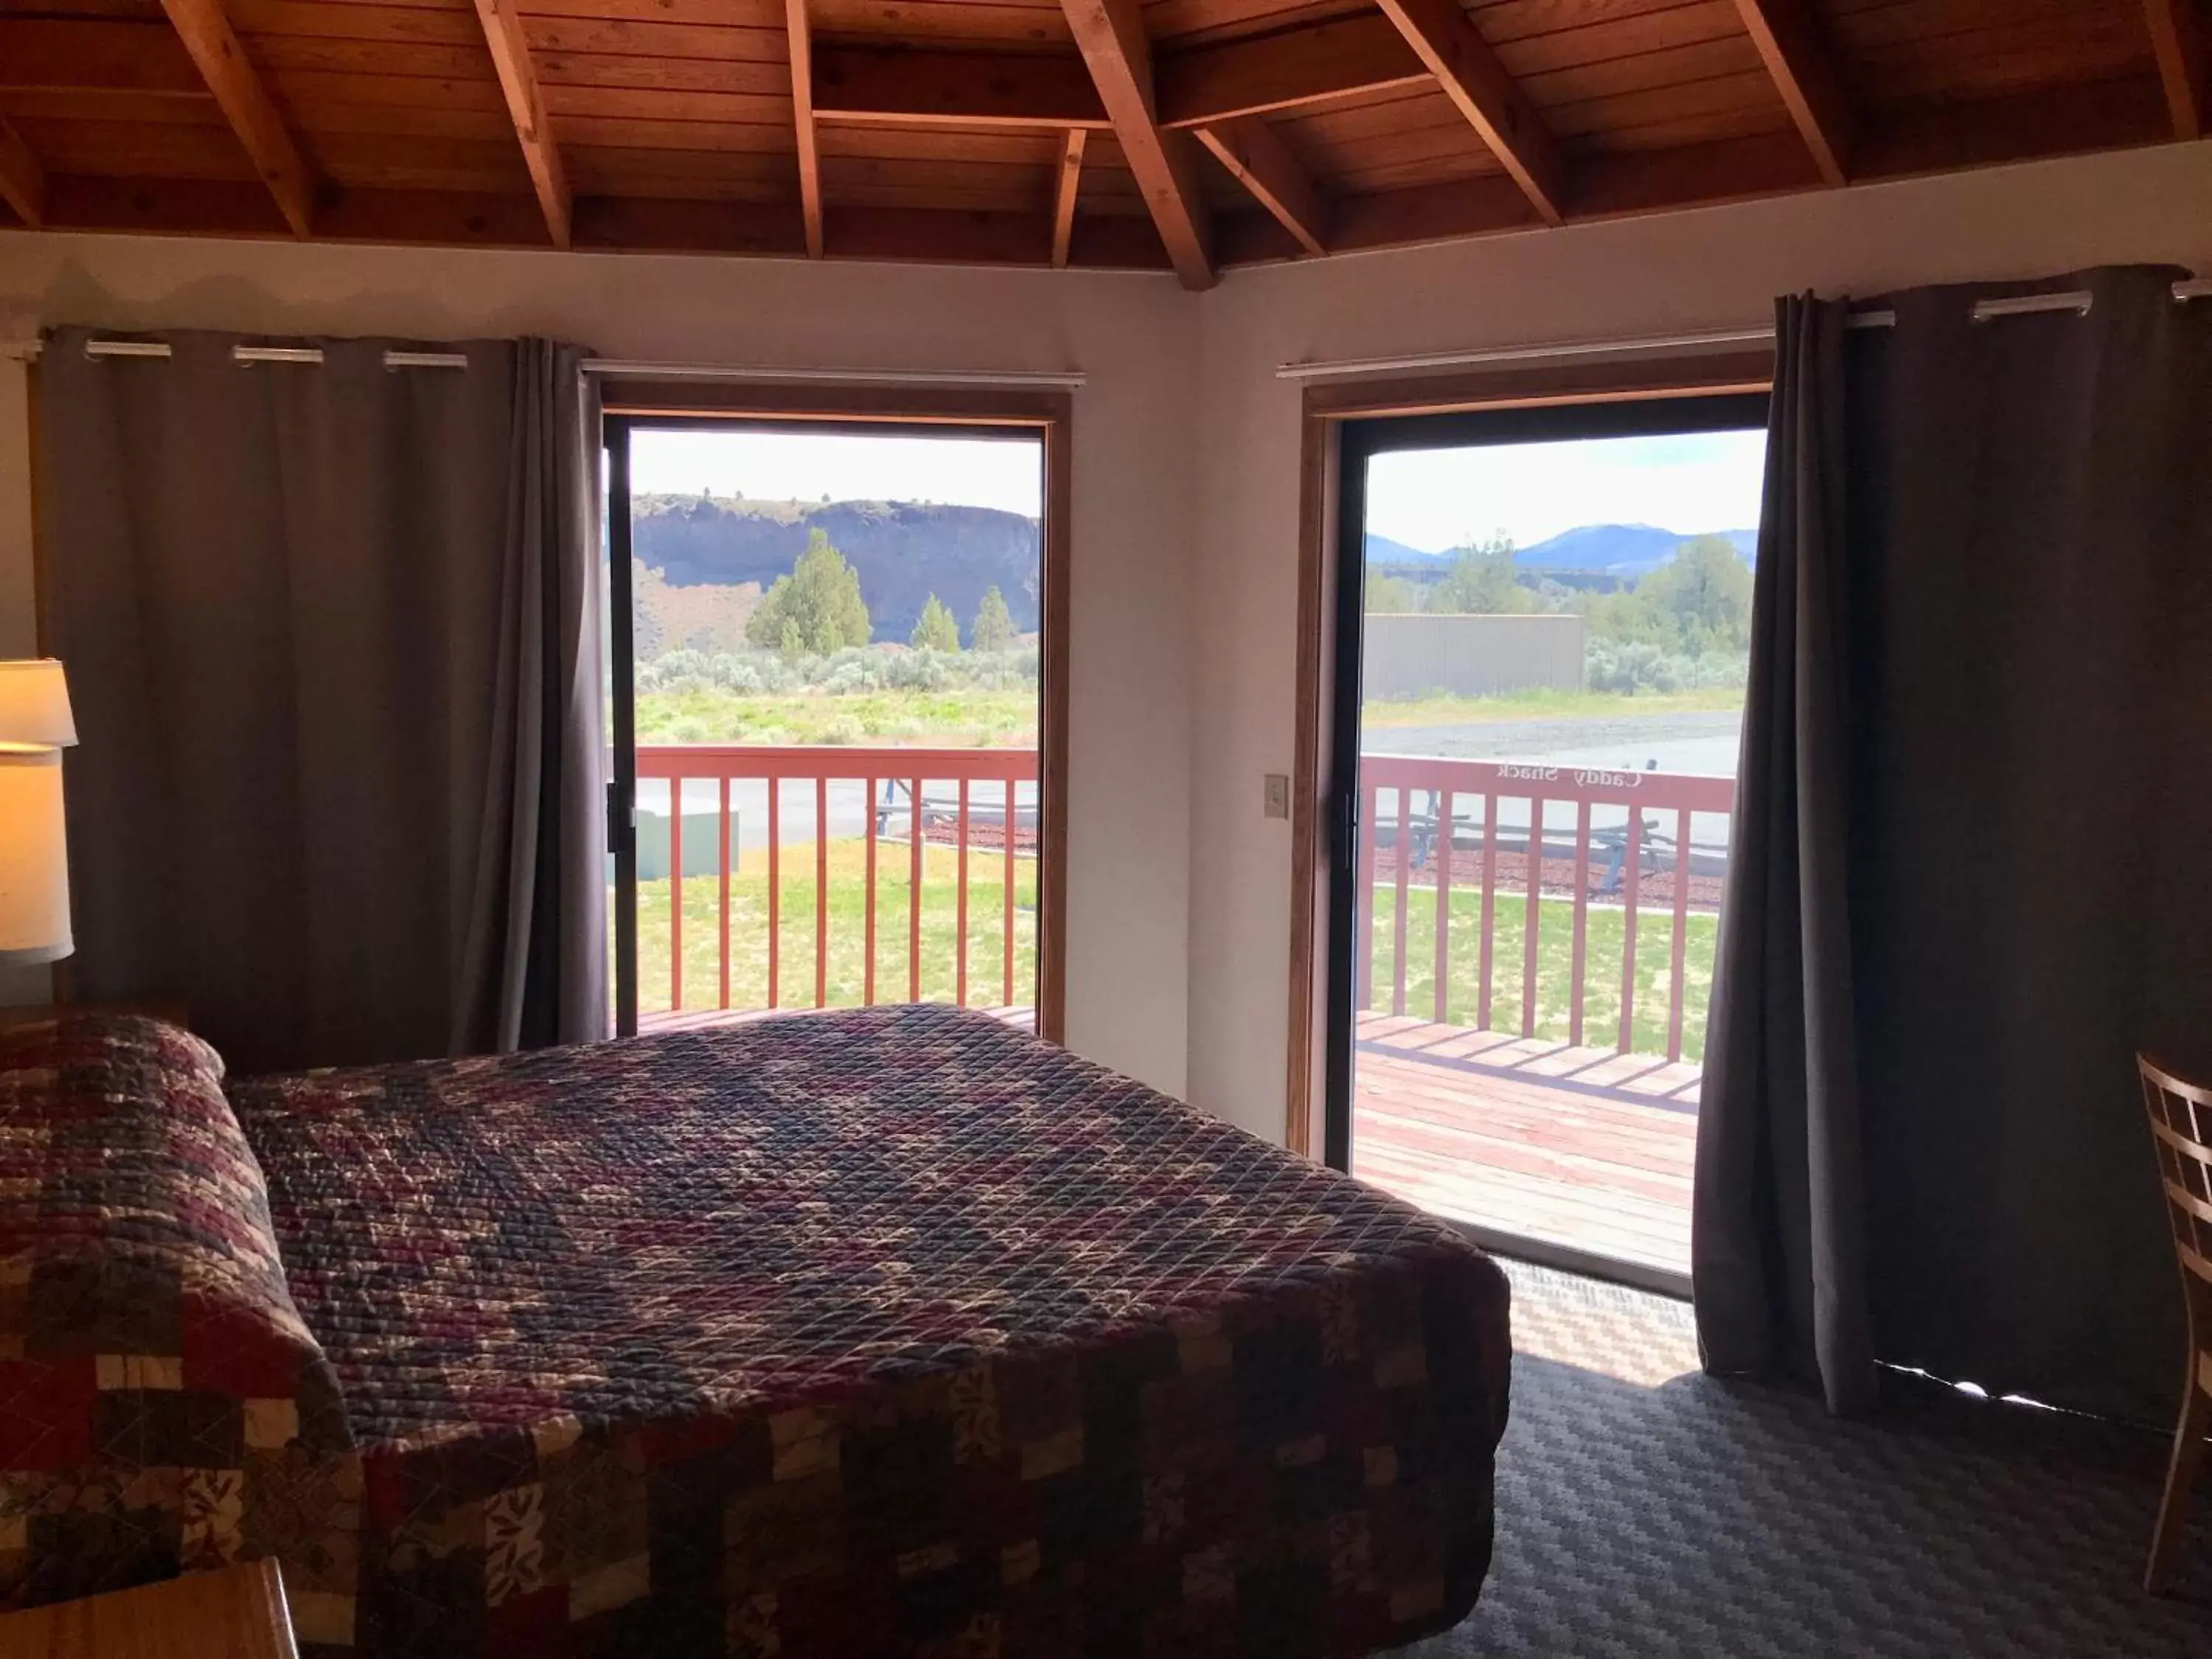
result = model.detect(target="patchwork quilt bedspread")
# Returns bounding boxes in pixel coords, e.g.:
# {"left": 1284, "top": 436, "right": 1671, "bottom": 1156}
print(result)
{"left": 9, "top": 1006, "right": 1512, "bottom": 1658}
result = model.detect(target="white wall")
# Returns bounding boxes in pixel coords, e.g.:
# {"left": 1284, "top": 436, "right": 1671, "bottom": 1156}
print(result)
{"left": 7, "top": 139, "right": 2212, "bottom": 1121}
{"left": 1184, "top": 140, "right": 2212, "bottom": 1141}
{"left": 0, "top": 238, "right": 1200, "bottom": 1093}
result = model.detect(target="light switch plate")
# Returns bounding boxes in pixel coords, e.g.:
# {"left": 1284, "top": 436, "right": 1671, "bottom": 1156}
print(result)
{"left": 1263, "top": 773, "right": 1290, "bottom": 819}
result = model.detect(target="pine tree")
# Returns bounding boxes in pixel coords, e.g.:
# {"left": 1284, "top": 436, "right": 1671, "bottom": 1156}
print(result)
{"left": 970, "top": 585, "right": 1017, "bottom": 652}
{"left": 1426, "top": 534, "right": 1531, "bottom": 615}
{"left": 745, "top": 529, "right": 872, "bottom": 658}
{"left": 911, "top": 594, "right": 961, "bottom": 653}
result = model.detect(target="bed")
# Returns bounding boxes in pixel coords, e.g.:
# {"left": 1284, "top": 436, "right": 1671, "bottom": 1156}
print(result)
{"left": 0, "top": 1007, "right": 1512, "bottom": 1657}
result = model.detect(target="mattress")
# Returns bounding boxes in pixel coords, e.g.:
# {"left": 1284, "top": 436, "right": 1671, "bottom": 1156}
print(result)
{"left": 7, "top": 1006, "right": 1512, "bottom": 1656}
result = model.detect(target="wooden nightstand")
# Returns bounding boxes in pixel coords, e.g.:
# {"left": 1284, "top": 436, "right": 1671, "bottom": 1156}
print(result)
{"left": 0, "top": 1561, "right": 296, "bottom": 1659}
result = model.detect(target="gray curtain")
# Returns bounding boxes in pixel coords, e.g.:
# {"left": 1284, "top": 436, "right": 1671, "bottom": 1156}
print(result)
{"left": 40, "top": 330, "right": 607, "bottom": 1074}
{"left": 1692, "top": 293, "right": 1876, "bottom": 1415}
{"left": 1696, "top": 267, "right": 2212, "bottom": 1422}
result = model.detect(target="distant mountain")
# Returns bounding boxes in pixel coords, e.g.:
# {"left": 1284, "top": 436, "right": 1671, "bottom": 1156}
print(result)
{"left": 633, "top": 494, "right": 1040, "bottom": 652}
{"left": 1363, "top": 531, "right": 1451, "bottom": 566}
{"left": 1514, "top": 524, "right": 1758, "bottom": 574}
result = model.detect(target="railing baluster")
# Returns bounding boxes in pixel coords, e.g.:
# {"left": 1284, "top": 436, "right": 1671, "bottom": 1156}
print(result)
{"left": 1391, "top": 787, "right": 1411, "bottom": 1017}
{"left": 1669, "top": 807, "right": 1693, "bottom": 1062}
{"left": 630, "top": 748, "right": 1043, "bottom": 1029}
{"left": 1522, "top": 796, "right": 1543, "bottom": 1038}
{"left": 669, "top": 779, "right": 684, "bottom": 1012}
{"left": 1003, "top": 777, "right": 1017, "bottom": 1010}
{"left": 908, "top": 777, "right": 923, "bottom": 1002}
{"left": 765, "top": 776, "right": 780, "bottom": 1009}
{"left": 635, "top": 747, "right": 1731, "bottom": 1053}
{"left": 1355, "top": 781, "right": 1378, "bottom": 1012}
{"left": 1478, "top": 792, "right": 1497, "bottom": 1031}
{"left": 1569, "top": 799, "right": 1591, "bottom": 1048}
{"left": 718, "top": 777, "right": 731, "bottom": 1012}
{"left": 863, "top": 776, "right": 877, "bottom": 1008}
{"left": 815, "top": 774, "right": 829, "bottom": 1009}
{"left": 956, "top": 780, "right": 970, "bottom": 1008}
{"left": 1618, "top": 807, "right": 1643, "bottom": 1054}
{"left": 1432, "top": 789, "right": 1453, "bottom": 1025}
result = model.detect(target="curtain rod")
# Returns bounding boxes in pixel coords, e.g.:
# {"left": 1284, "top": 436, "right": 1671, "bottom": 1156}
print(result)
{"left": 0, "top": 337, "right": 1085, "bottom": 389}
{"left": 1276, "top": 277, "right": 2212, "bottom": 382}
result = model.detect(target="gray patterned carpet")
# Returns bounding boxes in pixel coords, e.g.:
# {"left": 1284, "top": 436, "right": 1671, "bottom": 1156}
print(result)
{"left": 1399, "top": 1260, "right": 2212, "bottom": 1658}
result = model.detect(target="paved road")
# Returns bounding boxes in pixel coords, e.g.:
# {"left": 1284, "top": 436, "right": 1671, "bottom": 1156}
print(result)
{"left": 1363, "top": 709, "right": 1745, "bottom": 855}
{"left": 1366, "top": 709, "right": 1742, "bottom": 776}
{"left": 646, "top": 776, "right": 1036, "bottom": 858}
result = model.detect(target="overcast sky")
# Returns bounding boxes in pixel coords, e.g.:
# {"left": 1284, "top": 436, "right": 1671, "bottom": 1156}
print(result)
{"left": 630, "top": 428, "right": 1044, "bottom": 516}
{"left": 1366, "top": 428, "right": 1768, "bottom": 552}
{"left": 627, "top": 424, "right": 1766, "bottom": 554}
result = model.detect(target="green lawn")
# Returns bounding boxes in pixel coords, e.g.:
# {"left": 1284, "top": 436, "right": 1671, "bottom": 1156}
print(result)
{"left": 1365, "top": 885, "right": 1718, "bottom": 1061}
{"left": 633, "top": 837, "right": 1037, "bottom": 1015}
{"left": 630, "top": 844, "right": 1714, "bottom": 1059}
{"left": 636, "top": 687, "right": 1037, "bottom": 748}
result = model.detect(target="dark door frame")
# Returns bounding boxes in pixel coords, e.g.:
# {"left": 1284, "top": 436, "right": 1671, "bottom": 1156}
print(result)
{"left": 601, "top": 384, "right": 1073, "bottom": 1043}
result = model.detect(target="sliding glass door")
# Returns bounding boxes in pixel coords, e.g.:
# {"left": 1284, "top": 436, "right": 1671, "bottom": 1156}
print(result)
{"left": 1326, "top": 394, "right": 1768, "bottom": 1291}
{"left": 602, "top": 414, "right": 1057, "bottom": 1040}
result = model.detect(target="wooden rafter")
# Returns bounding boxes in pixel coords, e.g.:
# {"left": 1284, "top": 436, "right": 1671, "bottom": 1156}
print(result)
{"left": 1197, "top": 118, "right": 1326, "bottom": 256}
{"left": 1372, "top": 0, "right": 1565, "bottom": 225}
{"left": 1158, "top": 13, "right": 1425, "bottom": 129}
{"left": 2144, "top": 0, "right": 2206, "bottom": 139}
{"left": 0, "top": 116, "right": 44, "bottom": 227}
{"left": 1731, "top": 0, "right": 1853, "bottom": 185}
{"left": 810, "top": 21, "right": 1421, "bottom": 137}
{"left": 1060, "top": 0, "right": 1214, "bottom": 291}
{"left": 4, "top": 1, "right": 2191, "bottom": 275}
{"left": 787, "top": 0, "right": 824, "bottom": 258}
{"left": 470, "top": 0, "right": 570, "bottom": 246}
{"left": 1051, "top": 129, "right": 1086, "bottom": 268}
{"left": 156, "top": 0, "right": 316, "bottom": 237}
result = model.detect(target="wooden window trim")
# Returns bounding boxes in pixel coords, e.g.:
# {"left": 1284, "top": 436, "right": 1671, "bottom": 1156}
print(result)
{"left": 602, "top": 380, "right": 1073, "bottom": 1045}
{"left": 1283, "top": 349, "right": 1773, "bottom": 1155}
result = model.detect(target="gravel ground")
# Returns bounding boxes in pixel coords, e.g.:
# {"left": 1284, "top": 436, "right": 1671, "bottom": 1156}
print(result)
{"left": 1366, "top": 709, "right": 1745, "bottom": 776}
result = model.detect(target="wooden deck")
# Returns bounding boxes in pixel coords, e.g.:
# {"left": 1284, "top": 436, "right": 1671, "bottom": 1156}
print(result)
{"left": 1352, "top": 1012, "right": 1699, "bottom": 1281}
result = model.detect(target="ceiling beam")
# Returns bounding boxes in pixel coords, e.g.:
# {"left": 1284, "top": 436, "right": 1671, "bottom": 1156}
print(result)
{"left": 2143, "top": 0, "right": 2206, "bottom": 139}
{"left": 470, "top": 0, "right": 569, "bottom": 246}
{"left": 805, "top": 19, "right": 1423, "bottom": 137}
{"left": 1197, "top": 117, "right": 1326, "bottom": 256}
{"left": 1157, "top": 13, "right": 1425, "bottom": 129}
{"left": 1060, "top": 0, "right": 1214, "bottom": 290}
{"left": 156, "top": 0, "right": 316, "bottom": 237}
{"left": 787, "top": 0, "right": 824, "bottom": 257}
{"left": 1372, "top": 0, "right": 1565, "bottom": 224}
{"left": 0, "top": 117, "right": 45, "bottom": 227}
{"left": 32, "top": 175, "right": 1175, "bottom": 271}
{"left": 815, "top": 47, "right": 1109, "bottom": 130}
{"left": 1731, "top": 0, "right": 1853, "bottom": 184}
{"left": 1051, "top": 128, "right": 1086, "bottom": 268}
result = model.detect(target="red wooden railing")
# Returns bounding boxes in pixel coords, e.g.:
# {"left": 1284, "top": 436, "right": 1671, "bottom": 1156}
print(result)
{"left": 1357, "top": 756, "right": 1736, "bottom": 1062}
{"left": 635, "top": 744, "right": 1037, "bottom": 1017}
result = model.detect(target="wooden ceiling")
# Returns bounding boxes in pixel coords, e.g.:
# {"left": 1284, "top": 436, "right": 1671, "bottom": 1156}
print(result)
{"left": 0, "top": 0, "right": 2202, "bottom": 288}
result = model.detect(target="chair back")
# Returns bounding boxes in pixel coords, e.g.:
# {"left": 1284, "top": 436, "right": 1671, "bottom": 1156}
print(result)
{"left": 2140, "top": 1055, "right": 2212, "bottom": 1336}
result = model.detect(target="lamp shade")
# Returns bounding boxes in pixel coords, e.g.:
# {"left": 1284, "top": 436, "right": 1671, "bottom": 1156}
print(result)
{"left": 0, "top": 750, "right": 72, "bottom": 963}
{"left": 0, "top": 659, "right": 76, "bottom": 751}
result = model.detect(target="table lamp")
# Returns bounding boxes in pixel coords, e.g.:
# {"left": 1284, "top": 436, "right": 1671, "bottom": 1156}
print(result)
{"left": 0, "top": 659, "right": 79, "bottom": 964}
